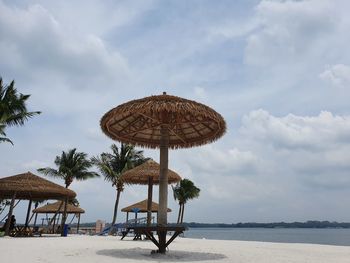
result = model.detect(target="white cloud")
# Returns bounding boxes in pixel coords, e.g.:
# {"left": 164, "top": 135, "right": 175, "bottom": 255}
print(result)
{"left": 320, "top": 64, "right": 350, "bottom": 88}
{"left": 239, "top": 109, "right": 350, "bottom": 190}
{"left": 193, "top": 86, "right": 208, "bottom": 101}
{"left": 183, "top": 145, "right": 260, "bottom": 176}
{"left": 0, "top": 2, "right": 129, "bottom": 91}
{"left": 1, "top": 0, "right": 350, "bottom": 223}
{"left": 245, "top": 0, "right": 337, "bottom": 66}
{"left": 240, "top": 109, "right": 350, "bottom": 150}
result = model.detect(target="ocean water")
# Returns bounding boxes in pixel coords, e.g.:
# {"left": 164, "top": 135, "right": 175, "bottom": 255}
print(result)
{"left": 185, "top": 227, "right": 350, "bottom": 246}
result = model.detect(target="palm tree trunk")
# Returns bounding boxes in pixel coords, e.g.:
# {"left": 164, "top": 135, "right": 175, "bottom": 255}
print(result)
{"left": 177, "top": 203, "right": 182, "bottom": 224}
{"left": 109, "top": 189, "right": 121, "bottom": 235}
{"left": 60, "top": 197, "right": 68, "bottom": 236}
{"left": 180, "top": 203, "right": 185, "bottom": 224}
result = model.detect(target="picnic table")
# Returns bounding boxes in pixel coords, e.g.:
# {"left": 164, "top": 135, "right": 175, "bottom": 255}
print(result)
{"left": 121, "top": 225, "right": 186, "bottom": 253}
{"left": 10, "top": 225, "right": 42, "bottom": 237}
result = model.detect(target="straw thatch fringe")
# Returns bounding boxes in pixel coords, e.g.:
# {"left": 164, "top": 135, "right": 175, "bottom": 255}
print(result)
{"left": 33, "top": 201, "right": 84, "bottom": 214}
{"left": 100, "top": 93, "right": 226, "bottom": 149}
{"left": 121, "top": 199, "right": 171, "bottom": 213}
{"left": 0, "top": 172, "right": 76, "bottom": 200}
{"left": 121, "top": 159, "right": 181, "bottom": 185}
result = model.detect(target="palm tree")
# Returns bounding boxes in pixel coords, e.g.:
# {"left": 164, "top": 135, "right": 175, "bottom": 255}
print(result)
{"left": 0, "top": 78, "right": 41, "bottom": 144}
{"left": 37, "top": 148, "right": 99, "bottom": 236}
{"left": 172, "top": 179, "right": 200, "bottom": 224}
{"left": 91, "top": 143, "right": 148, "bottom": 233}
{"left": 37, "top": 148, "right": 99, "bottom": 188}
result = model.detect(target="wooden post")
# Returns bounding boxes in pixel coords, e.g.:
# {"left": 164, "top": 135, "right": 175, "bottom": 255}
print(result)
{"left": 24, "top": 199, "right": 32, "bottom": 227}
{"left": 147, "top": 176, "right": 153, "bottom": 226}
{"left": 158, "top": 230, "right": 167, "bottom": 253}
{"left": 157, "top": 123, "right": 169, "bottom": 254}
{"left": 158, "top": 125, "right": 169, "bottom": 227}
{"left": 126, "top": 212, "right": 129, "bottom": 223}
{"left": 77, "top": 214, "right": 81, "bottom": 234}
{"left": 4, "top": 193, "right": 16, "bottom": 236}
{"left": 33, "top": 212, "right": 38, "bottom": 227}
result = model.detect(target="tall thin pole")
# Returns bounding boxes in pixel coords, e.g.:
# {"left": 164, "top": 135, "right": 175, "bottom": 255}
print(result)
{"left": 33, "top": 212, "right": 38, "bottom": 227}
{"left": 158, "top": 125, "right": 169, "bottom": 226}
{"left": 147, "top": 176, "right": 153, "bottom": 226}
{"left": 25, "top": 199, "right": 32, "bottom": 227}
{"left": 77, "top": 214, "right": 81, "bottom": 234}
{"left": 158, "top": 124, "right": 169, "bottom": 254}
{"left": 5, "top": 193, "right": 16, "bottom": 236}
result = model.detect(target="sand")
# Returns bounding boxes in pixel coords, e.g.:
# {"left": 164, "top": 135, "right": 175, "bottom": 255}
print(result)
{"left": 0, "top": 235, "right": 349, "bottom": 263}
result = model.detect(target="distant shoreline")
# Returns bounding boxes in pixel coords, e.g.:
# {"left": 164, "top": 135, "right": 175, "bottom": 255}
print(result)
{"left": 76, "top": 220, "right": 350, "bottom": 229}
{"left": 184, "top": 221, "right": 350, "bottom": 228}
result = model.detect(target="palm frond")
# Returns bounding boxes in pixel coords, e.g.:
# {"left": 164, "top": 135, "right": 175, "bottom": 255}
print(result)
{"left": 37, "top": 167, "right": 61, "bottom": 179}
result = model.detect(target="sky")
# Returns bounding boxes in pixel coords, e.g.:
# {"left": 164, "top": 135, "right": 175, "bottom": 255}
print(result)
{"left": 1, "top": 0, "right": 350, "bottom": 224}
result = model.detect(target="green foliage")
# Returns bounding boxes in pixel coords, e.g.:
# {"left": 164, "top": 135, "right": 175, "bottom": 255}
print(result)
{"left": 37, "top": 148, "right": 99, "bottom": 188}
{"left": 91, "top": 143, "right": 148, "bottom": 191}
{"left": 0, "top": 78, "right": 41, "bottom": 145}
{"left": 172, "top": 179, "right": 200, "bottom": 224}
{"left": 91, "top": 143, "right": 149, "bottom": 227}
{"left": 173, "top": 179, "right": 200, "bottom": 205}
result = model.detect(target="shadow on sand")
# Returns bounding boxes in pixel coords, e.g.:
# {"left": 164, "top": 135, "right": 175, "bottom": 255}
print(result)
{"left": 97, "top": 248, "right": 226, "bottom": 262}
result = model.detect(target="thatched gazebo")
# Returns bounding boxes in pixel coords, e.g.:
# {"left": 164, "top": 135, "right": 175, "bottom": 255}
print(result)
{"left": 121, "top": 199, "right": 171, "bottom": 224}
{"left": 100, "top": 92, "right": 226, "bottom": 253}
{"left": 121, "top": 159, "right": 181, "bottom": 225}
{"left": 0, "top": 171, "right": 76, "bottom": 236}
{"left": 33, "top": 201, "right": 84, "bottom": 233}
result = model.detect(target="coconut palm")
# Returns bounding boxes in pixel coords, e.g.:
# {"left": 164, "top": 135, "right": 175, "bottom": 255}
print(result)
{"left": 0, "top": 78, "right": 41, "bottom": 145}
{"left": 91, "top": 143, "right": 148, "bottom": 233}
{"left": 37, "top": 148, "right": 99, "bottom": 188}
{"left": 37, "top": 148, "right": 98, "bottom": 236}
{"left": 172, "top": 179, "right": 200, "bottom": 224}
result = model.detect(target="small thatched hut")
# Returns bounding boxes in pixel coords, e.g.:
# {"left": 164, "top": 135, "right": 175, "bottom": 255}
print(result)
{"left": 0, "top": 172, "right": 76, "bottom": 236}
{"left": 121, "top": 199, "right": 171, "bottom": 224}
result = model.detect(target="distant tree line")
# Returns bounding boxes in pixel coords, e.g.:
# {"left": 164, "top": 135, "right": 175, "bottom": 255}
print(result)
{"left": 72, "top": 220, "right": 350, "bottom": 229}
{"left": 183, "top": 221, "right": 350, "bottom": 228}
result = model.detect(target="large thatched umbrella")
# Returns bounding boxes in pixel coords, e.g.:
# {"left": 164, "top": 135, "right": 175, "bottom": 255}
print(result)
{"left": 101, "top": 92, "right": 226, "bottom": 253}
{"left": 33, "top": 201, "right": 84, "bottom": 233}
{"left": 0, "top": 172, "right": 76, "bottom": 236}
{"left": 120, "top": 159, "right": 181, "bottom": 225}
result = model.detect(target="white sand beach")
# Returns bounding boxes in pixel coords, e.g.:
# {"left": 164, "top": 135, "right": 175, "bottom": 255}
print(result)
{"left": 1, "top": 235, "right": 349, "bottom": 263}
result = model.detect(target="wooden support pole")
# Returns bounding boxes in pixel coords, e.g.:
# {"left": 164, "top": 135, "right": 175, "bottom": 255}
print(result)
{"left": 158, "top": 230, "right": 167, "bottom": 253}
{"left": 25, "top": 199, "right": 32, "bottom": 227}
{"left": 158, "top": 125, "right": 169, "bottom": 227}
{"left": 4, "top": 193, "right": 16, "bottom": 236}
{"left": 147, "top": 176, "right": 153, "bottom": 226}
{"left": 77, "top": 214, "right": 81, "bottom": 234}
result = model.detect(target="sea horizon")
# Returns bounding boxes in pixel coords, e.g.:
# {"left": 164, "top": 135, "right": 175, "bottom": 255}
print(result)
{"left": 185, "top": 227, "right": 350, "bottom": 246}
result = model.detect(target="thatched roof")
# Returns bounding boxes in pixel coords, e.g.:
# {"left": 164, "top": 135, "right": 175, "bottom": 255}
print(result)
{"left": 33, "top": 201, "right": 85, "bottom": 214}
{"left": 100, "top": 93, "right": 226, "bottom": 149}
{"left": 121, "top": 159, "right": 181, "bottom": 185}
{"left": 0, "top": 172, "right": 76, "bottom": 200}
{"left": 121, "top": 199, "right": 172, "bottom": 213}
